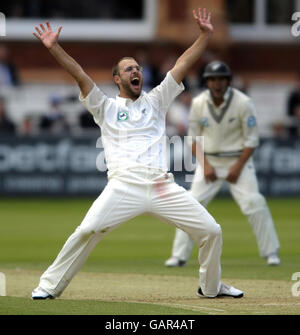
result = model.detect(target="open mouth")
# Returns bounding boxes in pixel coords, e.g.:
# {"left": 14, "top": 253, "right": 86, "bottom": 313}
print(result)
{"left": 131, "top": 77, "right": 140, "bottom": 89}
{"left": 213, "top": 88, "right": 224, "bottom": 95}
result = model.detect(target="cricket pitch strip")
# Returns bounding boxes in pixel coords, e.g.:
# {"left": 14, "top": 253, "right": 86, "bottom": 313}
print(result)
{"left": 2, "top": 268, "right": 300, "bottom": 315}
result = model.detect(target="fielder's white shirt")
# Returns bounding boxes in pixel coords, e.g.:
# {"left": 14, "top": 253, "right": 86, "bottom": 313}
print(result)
{"left": 189, "top": 87, "right": 259, "bottom": 155}
{"left": 188, "top": 87, "right": 259, "bottom": 177}
{"left": 79, "top": 71, "right": 184, "bottom": 178}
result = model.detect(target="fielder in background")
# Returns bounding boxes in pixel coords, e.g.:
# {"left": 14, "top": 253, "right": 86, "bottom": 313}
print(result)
{"left": 31, "top": 9, "right": 244, "bottom": 300}
{"left": 165, "top": 61, "right": 281, "bottom": 268}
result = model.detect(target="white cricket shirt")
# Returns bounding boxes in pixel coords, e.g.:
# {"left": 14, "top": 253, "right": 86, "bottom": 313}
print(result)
{"left": 189, "top": 87, "right": 259, "bottom": 156}
{"left": 79, "top": 71, "right": 184, "bottom": 177}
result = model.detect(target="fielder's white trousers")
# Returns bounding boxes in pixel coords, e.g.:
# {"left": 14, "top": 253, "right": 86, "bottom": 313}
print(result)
{"left": 170, "top": 159, "right": 280, "bottom": 262}
{"left": 38, "top": 170, "right": 222, "bottom": 298}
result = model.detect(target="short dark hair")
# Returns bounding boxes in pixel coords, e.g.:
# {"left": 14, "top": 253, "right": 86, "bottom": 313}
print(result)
{"left": 112, "top": 57, "right": 136, "bottom": 77}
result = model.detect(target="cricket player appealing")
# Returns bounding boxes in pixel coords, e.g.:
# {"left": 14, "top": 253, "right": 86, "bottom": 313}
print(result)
{"left": 31, "top": 9, "right": 244, "bottom": 299}
{"left": 165, "top": 61, "right": 280, "bottom": 268}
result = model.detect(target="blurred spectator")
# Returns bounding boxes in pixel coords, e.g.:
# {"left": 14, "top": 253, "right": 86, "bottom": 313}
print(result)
{"left": 167, "top": 91, "right": 192, "bottom": 137}
{"left": 156, "top": 54, "right": 178, "bottom": 85}
{"left": 0, "top": 44, "right": 20, "bottom": 87}
{"left": 178, "top": 51, "right": 218, "bottom": 96}
{"left": 0, "top": 97, "right": 16, "bottom": 134}
{"left": 135, "top": 50, "right": 159, "bottom": 92}
{"left": 39, "top": 95, "right": 69, "bottom": 135}
{"left": 286, "top": 75, "right": 300, "bottom": 137}
{"left": 287, "top": 105, "right": 300, "bottom": 137}
{"left": 196, "top": 51, "right": 217, "bottom": 89}
{"left": 79, "top": 109, "right": 99, "bottom": 130}
{"left": 18, "top": 114, "right": 38, "bottom": 136}
{"left": 271, "top": 119, "right": 289, "bottom": 138}
{"left": 232, "top": 75, "right": 248, "bottom": 94}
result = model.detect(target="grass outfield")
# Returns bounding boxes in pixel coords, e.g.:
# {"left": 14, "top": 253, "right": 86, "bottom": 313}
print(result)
{"left": 0, "top": 196, "right": 299, "bottom": 315}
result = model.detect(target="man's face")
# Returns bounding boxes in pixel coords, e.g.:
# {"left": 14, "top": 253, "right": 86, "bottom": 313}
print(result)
{"left": 115, "top": 58, "right": 143, "bottom": 99}
{"left": 206, "top": 76, "right": 229, "bottom": 100}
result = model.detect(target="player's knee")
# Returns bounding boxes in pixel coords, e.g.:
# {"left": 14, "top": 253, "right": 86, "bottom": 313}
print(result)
{"left": 208, "top": 222, "right": 222, "bottom": 239}
{"left": 241, "top": 193, "right": 266, "bottom": 215}
{"left": 194, "top": 220, "right": 222, "bottom": 246}
{"left": 77, "top": 226, "right": 96, "bottom": 240}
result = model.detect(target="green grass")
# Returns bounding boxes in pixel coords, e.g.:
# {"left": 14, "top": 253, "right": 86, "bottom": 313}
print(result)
{"left": 0, "top": 197, "right": 297, "bottom": 279}
{"left": 0, "top": 196, "right": 299, "bottom": 314}
{"left": 0, "top": 296, "right": 198, "bottom": 315}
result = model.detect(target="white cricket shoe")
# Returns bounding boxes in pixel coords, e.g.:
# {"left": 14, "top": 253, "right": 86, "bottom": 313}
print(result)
{"left": 197, "top": 283, "right": 244, "bottom": 298}
{"left": 32, "top": 287, "right": 54, "bottom": 300}
{"left": 165, "top": 257, "right": 186, "bottom": 267}
{"left": 267, "top": 253, "right": 281, "bottom": 266}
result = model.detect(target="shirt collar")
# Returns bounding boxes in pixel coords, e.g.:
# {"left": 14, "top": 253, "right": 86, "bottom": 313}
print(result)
{"left": 223, "top": 87, "right": 232, "bottom": 102}
{"left": 207, "top": 87, "right": 232, "bottom": 108}
{"left": 116, "top": 91, "right": 146, "bottom": 106}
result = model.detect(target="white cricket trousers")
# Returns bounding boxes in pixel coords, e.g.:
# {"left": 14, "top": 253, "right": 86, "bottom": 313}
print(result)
{"left": 170, "top": 160, "right": 280, "bottom": 262}
{"left": 38, "top": 171, "right": 222, "bottom": 298}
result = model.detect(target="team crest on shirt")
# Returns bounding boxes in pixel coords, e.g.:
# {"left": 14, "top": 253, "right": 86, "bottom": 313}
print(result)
{"left": 200, "top": 117, "right": 209, "bottom": 127}
{"left": 117, "top": 110, "right": 129, "bottom": 121}
{"left": 247, "top": 116, "right": 257, "bottom": 128}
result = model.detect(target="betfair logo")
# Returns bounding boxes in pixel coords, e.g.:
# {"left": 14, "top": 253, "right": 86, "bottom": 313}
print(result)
{"left": 0, "top": 12, "right": 5, "bottom": 36}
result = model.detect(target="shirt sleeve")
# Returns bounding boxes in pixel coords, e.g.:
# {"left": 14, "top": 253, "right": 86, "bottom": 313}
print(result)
{"left": 79, "top": 84, "right": 108, "bottom": 126}
{"left": 148, "top": 71, "right": 185, "bottom": 113}
{"left": 242, "top": 99, "right": 260, "bottom": 148}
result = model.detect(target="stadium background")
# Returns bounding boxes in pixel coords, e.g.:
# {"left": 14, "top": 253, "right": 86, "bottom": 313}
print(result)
{"left": 0, "top": 0, "right": 300, "bottom": 196}
{"left": 0, "top": 0, "right": 300, "bottom": 316}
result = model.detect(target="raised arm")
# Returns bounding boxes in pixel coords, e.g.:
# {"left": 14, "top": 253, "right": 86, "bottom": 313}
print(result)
{"left": 33, "top": 22, "right": 94, "bottom": 98}
{"left": 171, "top": 8, "right": 214, "bottom": 84}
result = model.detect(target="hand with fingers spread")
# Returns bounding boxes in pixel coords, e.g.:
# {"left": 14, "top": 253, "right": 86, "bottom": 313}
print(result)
{"left": 33, "top": 22, "right": 62, "bottom": 49}
{"left": 170, "top": 7, "right": 214, "bottom": 84}
{"left": 32, "top": 21, "right": 93, "bottom": 98}
{"left": 193, "top": 8, "right": 214, "bottom": 35}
